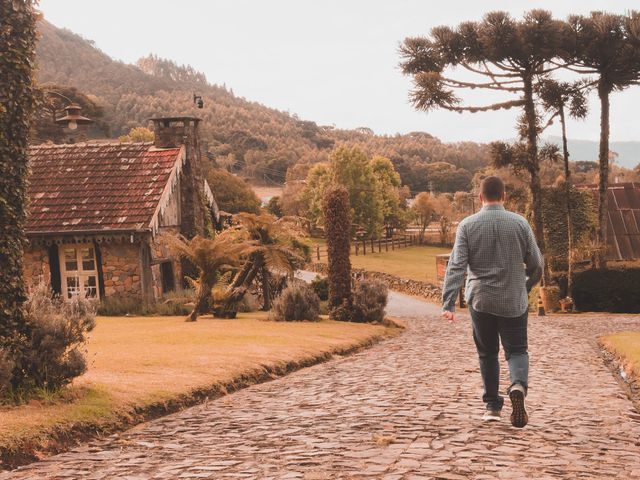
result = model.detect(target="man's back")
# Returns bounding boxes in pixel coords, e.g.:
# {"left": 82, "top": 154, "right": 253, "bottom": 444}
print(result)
{"left": 442, "top": 204, "right": 543, "bottom": 317}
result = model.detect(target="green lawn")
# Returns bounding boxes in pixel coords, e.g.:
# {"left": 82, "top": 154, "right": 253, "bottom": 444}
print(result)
{"left": 309, "top": 238, "right": 450, "bottom": 284}
{"left": 350, "top": 245, "right": 450, "bottom": 283}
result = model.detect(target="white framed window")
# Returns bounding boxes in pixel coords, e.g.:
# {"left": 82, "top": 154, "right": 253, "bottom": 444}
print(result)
{"left": 59, "top": 244, "right": 100, "bottom": 300}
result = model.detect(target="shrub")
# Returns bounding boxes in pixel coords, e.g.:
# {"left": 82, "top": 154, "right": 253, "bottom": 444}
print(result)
{"left": 323, "top": 186, "right": 353, "bottom": 319}
{"left": 352, "top": 279, "right": 388, "bottom": 323}
{"left": 272, "top": 282, "right": 320, "bottom": 321}
{"left": 12, "top": 283, "right": 97, "bottom": 396}
{"left": 541, "top": 187, "right": 597, "bottom": 272}
{"left": 0, "top": 348, "right": 15, "bottom": 397}
{"left": 573, "top": 268, "right": 640, "bottom": 313}
{"left": 311, "top": 275, "right": 329, "bottom": 301}
{"left": 97, "top": 290, "right": 194, "bottom": 316}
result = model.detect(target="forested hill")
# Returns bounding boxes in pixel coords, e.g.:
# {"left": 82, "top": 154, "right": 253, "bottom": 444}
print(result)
{"left": 35, "top": 19, "right": 490, "bottom": 191}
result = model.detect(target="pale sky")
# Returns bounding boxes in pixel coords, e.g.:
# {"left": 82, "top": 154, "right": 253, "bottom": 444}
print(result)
{"left": 39, "top": 0, "right": 640, "bottom": 144}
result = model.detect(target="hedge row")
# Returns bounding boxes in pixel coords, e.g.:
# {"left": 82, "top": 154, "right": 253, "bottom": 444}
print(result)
{"left": 573, "top": 268, "right": 640, "bottom": 313}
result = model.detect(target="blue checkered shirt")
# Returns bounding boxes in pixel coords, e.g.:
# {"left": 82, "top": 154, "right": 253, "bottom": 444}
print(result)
{"left": 442, "top": 204, "right": 543, "bottom": 317}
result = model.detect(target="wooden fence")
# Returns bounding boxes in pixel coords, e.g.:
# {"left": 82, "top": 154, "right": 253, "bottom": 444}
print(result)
{"left": 313, "top": 234, "right": 419, "bottom": 262}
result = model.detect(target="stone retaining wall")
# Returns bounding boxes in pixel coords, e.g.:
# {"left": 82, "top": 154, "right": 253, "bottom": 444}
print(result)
{"left": 308, "top": 263, "right": 442, "bottom": 303}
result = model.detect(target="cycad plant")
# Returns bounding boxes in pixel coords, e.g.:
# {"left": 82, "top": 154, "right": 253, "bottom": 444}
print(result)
{"left": 223, "top": 213, "right": 307, "bottom": 311}
{"left": 164, "top": 228, "right": 253, "bottom": 322}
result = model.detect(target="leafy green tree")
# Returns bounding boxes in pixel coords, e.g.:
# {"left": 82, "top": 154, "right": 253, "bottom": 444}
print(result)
{"left": 206, "top": 168, "right": 261, "bottom": 214}
{"left": 118, "top": 126, "right": 154, "bottom": 142}
{"left": 302, "top": 163, "right": 332, "bottom": 230}
{"left": 412, "top": 192, "right": 435, "bottom": 243}
{"left": 330, "top": 146, "right": 383, "bottom": 237}
{"left": 370, "top": 156, "right": 403, "bottom": 236}
{"left": 0, "top": 0, "right": 38, "bottom": 390}
{"left": 565, "top": 12, "right": 640, "bottom": 268}
{"left": 425, "top": 162, "right": 472, "bottom": 193}
{"left": 401, "top": 10, "right": 569, "bottom": 280}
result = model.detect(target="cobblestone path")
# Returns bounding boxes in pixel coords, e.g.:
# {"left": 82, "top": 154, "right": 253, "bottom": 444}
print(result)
{"left": 3, "top": 292, "right": 640, "bottom": 479}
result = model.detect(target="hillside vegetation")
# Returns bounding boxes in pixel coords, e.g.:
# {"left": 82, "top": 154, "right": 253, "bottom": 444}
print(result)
{"left": 35, "top": 19, "right": 490, "bottom": 190}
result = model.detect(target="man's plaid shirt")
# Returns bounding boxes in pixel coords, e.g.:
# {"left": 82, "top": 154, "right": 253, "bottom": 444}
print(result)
{"left": 442, "top": 204, "right": 543, "bottom": 317}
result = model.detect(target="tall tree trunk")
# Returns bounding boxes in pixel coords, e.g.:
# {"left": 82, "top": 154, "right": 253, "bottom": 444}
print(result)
{"left": 261, "top": 266, "right": 271, "bottom": 311}
{"left": 559, "top": 108, "right": 574, "bottom": 298}
{"left": 187, "top": 273, "right": 215, "bottom": 322}
{"left": 523, "top": 76, "right": 548, "bottom": 284}
{"left": 0, "top": 1, "right": 38, "bottom": 382}
{"left": 595, "top": 81, "right": 610, "bottom": 269}
{"left": 222, "top": 257, "right": 259, "bottom": 310}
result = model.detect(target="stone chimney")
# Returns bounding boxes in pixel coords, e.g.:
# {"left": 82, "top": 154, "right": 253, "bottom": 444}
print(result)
{"left": 150, "top": 116, "right": 206, "bottom": 240}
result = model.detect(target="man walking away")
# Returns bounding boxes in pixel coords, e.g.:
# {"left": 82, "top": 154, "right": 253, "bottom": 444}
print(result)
{"left": 441, "top": 176, "right": 543, "bottom": 428}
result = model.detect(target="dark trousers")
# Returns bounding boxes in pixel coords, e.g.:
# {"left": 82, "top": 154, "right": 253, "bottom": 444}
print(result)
{"left": 469, "top": 306, "right": 529, "bottom": 411}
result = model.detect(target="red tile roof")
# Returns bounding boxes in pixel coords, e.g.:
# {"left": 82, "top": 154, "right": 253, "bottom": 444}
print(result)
{"left": 26, "top": 142, "right": 183, "bottom": 235}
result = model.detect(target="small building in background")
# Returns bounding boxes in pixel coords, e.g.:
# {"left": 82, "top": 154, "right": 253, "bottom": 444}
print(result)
{"left": 578, "top": 182, "right": 640, "bottom": 261}
{"left": 24, "top": 116, "right": 219, "bottom": 302}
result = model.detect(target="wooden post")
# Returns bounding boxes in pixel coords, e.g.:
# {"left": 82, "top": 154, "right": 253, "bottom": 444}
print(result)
{"left": 391, "top": 238, "right": 395, "bottom": 251}
{"left": 404, "top": 235, "right": 407, "bottom": 248}
{"left": 385, "top": 239, "right": 389, "bottom": 252}
{"left": 378, "top": 239, "right": 382, "bottom": 253}
{"left": 362, "top": 239, "right": 366, "bottom": 255}
{"left": 316, "top": 245, "right": 320, "bottom": 261}
{"left": 355, "top": 242, "right": 359, "bottom": 256}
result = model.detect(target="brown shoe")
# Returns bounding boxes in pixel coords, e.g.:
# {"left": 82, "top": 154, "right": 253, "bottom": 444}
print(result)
{"left": 509, "top": 384, "right": 528, "bottom": 428}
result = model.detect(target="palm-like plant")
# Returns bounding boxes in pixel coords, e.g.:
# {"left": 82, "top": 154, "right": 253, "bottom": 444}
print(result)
{"left": 164, "top": 228, "right": 253, "bottom": 322}
{"left": 223, "top": 213, "right": 307, "bottom": 311}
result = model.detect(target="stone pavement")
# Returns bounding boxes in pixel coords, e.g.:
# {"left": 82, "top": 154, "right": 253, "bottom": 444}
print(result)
{"left": 3, "top": 292, "right": 640, "bottom": 479}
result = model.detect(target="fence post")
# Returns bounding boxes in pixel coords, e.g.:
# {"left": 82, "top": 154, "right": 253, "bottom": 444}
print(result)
{"left": 378, "top": 239, "right": 382, "bottom": 253}
{"left": 362, "top": 239, "right": 366, "bottom": 255}
{"left": 391, "top": 238, "right": 395, "bottom": 251}
{"left": 404, "top": 235, "right": 407, "bottom": 248}
{"left": 355, "top": 242, "right": 359, "bottom": 256}
{"left": 385, "top": 238, "right": 389, "bottom": 252}
{"left": 316, "top": 245, "right": 320, "bottom": 261}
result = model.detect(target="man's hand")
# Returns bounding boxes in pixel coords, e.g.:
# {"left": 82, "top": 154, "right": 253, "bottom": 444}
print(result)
{"left": 442, "top": 310, "right": 455, "bottom": 323}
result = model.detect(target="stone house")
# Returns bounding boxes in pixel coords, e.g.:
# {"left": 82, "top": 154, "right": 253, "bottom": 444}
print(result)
{"left": 24, "top": 116, "right": 218, "bottom": 302}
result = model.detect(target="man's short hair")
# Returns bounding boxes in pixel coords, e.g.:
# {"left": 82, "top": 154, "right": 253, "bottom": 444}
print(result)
{"left": 481, "top": 176, "right": 505, "bottom": 202}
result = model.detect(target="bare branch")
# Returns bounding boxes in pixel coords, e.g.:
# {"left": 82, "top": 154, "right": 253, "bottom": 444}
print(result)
{"left": 444, "top": 99, "right": 526, "bottom": 113}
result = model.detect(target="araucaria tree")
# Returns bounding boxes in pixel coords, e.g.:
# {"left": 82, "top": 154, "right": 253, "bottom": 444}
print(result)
{"left": 323, "top": 186, "right": 353, "bottom": 321}
{"left": 565, "top": 12, "right": 640, "bottom": 268}
{"left": 536, "top": 79, "right": 588, "bottom": 296}
{"left": 0, "top": 0, "right": 38, "bottom": 388}
{"left": 400, "top": 10, "right": 569, "bottom": 280}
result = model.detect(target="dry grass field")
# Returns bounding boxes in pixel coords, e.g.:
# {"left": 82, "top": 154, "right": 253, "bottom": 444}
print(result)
{"left": 0, "top": 313, "right": 392, "bottom": 455}
{"left": 600, "top": 332, "right": 640, "bottom": 379}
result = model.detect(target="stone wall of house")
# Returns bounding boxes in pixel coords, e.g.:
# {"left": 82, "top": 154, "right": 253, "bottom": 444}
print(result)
{"left": 23, "top": 246, "right": 50, "bottom": 288}
{"left": 101, "top": 243, "right": 143, "bottom": 298}
{"left": 149, "top": 236, "right": 182, "bottom": 300}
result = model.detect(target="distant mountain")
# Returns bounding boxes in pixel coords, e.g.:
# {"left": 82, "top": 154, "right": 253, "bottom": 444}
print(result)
{"left": 546, "top": 136, "right": 640, "bottom": 169}
{"left": 34, "top": 19, "right": 490, "bottom": 191}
